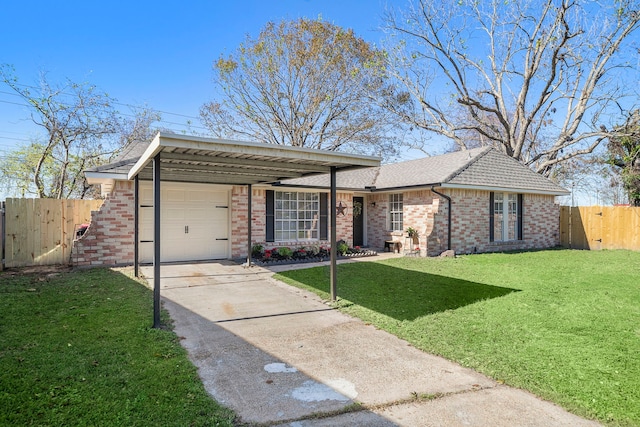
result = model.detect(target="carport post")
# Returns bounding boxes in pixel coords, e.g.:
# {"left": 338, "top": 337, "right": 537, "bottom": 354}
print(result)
{"left": 153, "top": 153, "right": 161, "bottom": 329}
{"left": 330, "top": 166, "right": 337, "bottom": 301}
{"left": 246, "top": 184, "right": 252, "bottom": 266}
{"left": 134, "top": 175, "right": 139, "bottom": 278}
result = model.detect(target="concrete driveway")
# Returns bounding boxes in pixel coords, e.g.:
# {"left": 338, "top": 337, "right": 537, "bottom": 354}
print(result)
{"left": 141, "top": 258, "right": 600, "bottom": 427}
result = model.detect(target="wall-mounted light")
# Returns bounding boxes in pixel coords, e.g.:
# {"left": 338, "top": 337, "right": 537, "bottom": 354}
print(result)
{"left": 370, "top": 201, "right": 376, "bottom": 207}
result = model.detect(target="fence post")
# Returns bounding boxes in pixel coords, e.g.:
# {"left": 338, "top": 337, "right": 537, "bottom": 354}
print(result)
{"left": 1, "top": 200, "right": 5, "bottom": 271}
{"left": 568, "top": 205, "right": 572, "bottom": 248}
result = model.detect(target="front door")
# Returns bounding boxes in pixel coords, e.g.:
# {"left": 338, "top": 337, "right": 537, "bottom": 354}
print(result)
{"left": 352, "top": 196, "right": 364, "bottom": 247}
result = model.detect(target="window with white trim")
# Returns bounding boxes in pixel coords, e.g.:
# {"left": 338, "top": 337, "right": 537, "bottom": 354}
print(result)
{"left": 492, "top": 192, "right": 520, "bottom": 242}
{"left": 389, "top": 193, "right": 403, "bottom": 231}
{"left": 275, "top": 191, "right": 319, "bottom": 241}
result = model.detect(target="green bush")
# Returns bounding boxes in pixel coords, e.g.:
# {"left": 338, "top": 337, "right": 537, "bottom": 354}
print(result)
{"left": 337, "top": 242, "right": 349, "bottom": 255}
{"left": 251, "top": 244, "right": 264, "bottom": 257}
{"left": 276, "top": 247, "right": 293, "bottom": 258}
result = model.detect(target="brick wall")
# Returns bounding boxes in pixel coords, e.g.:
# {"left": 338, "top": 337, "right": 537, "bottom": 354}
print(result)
{"left": 71, "top": 180, "right": 135, "bottom": 266}
{"left": 365, "top": 188, "right": 560, "bottom": 256}
{"left": 230, "top": 186, "right": 268, "bottom": 258}
{"left": 404, "top": 190, "right": 444, "bottom": 256}
{"left": 447, "top": 189, "right": 560, "bottom": 254}
{"left": 448, "top": 189, "right": 487, "bottom": 255}
{"left": 366, "top": 193, "right": 392, "bottom": 249}
{"left": 366, "top": 190, "right": 445, "bottom": 256}
{"left": 336, "top": 192, "right": 353, "bottom": 247}
{"left": 234, "top": 189, "right": 354, "bottom": 257}
{"left": 73, "top": 181, "right": 561, "bottom": 265}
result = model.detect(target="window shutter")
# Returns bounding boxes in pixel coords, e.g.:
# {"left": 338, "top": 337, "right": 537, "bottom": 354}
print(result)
{"left": 320, "top": 193, "right": 328, "bottom": 240}
{"left": 517, "top": 193, "right": 524, "bottom": 240}
{"left": 266, "top": 190, "right": 274, "bottom": 242}
{"left": 489, "top": 192, "right": 495, "bottom": 242}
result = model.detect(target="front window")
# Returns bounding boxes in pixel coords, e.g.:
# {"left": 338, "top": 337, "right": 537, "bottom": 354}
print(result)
{"left": 493, "top": 193, "right": 518, "bottom": 241}
{"left": 275, "top": 191, "right": 319, "bottom": 241}
{"left": 389, "top": 193, "right": 403, "bottom": 231}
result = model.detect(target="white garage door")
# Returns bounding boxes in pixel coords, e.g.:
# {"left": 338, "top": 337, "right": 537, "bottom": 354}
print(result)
{"left": 139, "top": 182, "right": 230, "bottom": 263}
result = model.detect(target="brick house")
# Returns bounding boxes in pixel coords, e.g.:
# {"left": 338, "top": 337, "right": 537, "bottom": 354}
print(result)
{"left": 75, "top": 134, "right": 568, "bottom": 266}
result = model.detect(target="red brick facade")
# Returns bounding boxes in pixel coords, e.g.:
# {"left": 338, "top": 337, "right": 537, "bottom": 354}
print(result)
{"left": 74, "top": 182, "right": 561, "bottom": 266}
{"left": 71, "top": 181, "right": 135, "bottom": 266}
{"left": 445, "top": 189, "right": 560, "bottom": 255}
{"left": 365, "top": 188, "right": 560, "bottom": 256}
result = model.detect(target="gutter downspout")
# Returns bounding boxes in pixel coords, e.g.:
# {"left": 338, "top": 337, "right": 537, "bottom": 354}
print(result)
{"left": 430, "top": 186, "right": 451, "bottom": 251}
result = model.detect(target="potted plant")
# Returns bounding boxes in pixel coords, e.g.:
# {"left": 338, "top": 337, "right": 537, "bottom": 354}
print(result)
{"left": 406, "top": 227, "right": 420, "bottom": 251}
{"left": 407, "top": 226, "right": 420, "bottom": 240}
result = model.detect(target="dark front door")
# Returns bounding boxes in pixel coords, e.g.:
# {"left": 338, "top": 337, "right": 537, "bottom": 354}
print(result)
{"left": 352, "top": 196, "right": 364, "bottom": 247}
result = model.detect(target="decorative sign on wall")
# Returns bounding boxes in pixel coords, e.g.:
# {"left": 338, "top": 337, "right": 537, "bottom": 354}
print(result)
{"left": 336, "top": 201, "right": 348, "bottom": 217}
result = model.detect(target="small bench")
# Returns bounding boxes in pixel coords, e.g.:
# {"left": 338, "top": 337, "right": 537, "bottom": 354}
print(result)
{"left": 384, "top": 240, "right": 401, "bottom": 253}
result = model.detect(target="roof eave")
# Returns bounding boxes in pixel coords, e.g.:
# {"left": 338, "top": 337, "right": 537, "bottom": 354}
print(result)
{"left": 85, "top": 171, "right": 129, "bottom": 184}
{"left": 270, "top": 182, "right": 366, "bottom": 191}
{"left": 368, "top": 183, "right": 442, "bottom": 192}
{"left": 440, "top": 183, "right": 570, "bottom": 196}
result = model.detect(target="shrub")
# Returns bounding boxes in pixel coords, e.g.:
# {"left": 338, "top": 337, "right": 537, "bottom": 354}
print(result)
{"left": 293, "top": 248, "right": 308, "bottom": 259}
{"left": 251, "top": 244, "right": 264, "bottom": 257}
{"left": 276, "top": 247, "right": 293, "bottom": 259}
{"left": 337, "top": 242, "right": 349, "bottom": 255}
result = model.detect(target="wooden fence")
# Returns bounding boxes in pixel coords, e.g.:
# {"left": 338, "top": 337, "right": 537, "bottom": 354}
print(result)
{"left": 560, "top": 205, "right": 640, "bottom": 251}
{"left": 1, "top": 198, "right": 103, "bottom": 269}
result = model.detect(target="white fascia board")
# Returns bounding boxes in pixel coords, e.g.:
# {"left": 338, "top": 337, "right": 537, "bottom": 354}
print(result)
{"left": 85, "top": 171, "right": 128, "bottom": 184}
{"left": 439, "top": 183, "right": 570, "bottom": 196}
{"left": 256, "top": 182, "right": 570, "bottom": 196}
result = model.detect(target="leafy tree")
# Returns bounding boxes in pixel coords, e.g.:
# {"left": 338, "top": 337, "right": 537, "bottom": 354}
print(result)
{"left": 201, "top": 18, "right": 397, "bottom": 157}
{"left": 0, "top": 65, "right": 159, "bottom": 199}
{"left": 382, "top": 0, "right": 640, "bottom": 176}
{"left": 607, "top": 110, "right": 640, "bottom": 205}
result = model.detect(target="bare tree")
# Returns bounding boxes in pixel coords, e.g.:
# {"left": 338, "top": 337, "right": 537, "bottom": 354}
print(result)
{"left": 0, "top": 65, "right": 160, "bottom": 198}
{"left": 382, "top": 0, "right": 640, "bottom": 176}
{"left": 201, "top": 18, "right": 398, "bottom": 158}
{"left": 607, "top": 110, "right": 640, "bottom": 205}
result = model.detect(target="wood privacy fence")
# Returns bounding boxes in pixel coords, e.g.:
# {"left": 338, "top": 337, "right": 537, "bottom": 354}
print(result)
{"left": 560, "top": 205, "right": 640, "bottom": 251}
{"left": 1, "top": 198, "right": 103, "bottom": 269}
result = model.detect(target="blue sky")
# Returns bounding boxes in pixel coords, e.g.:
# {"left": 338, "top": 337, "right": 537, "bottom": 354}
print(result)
{"left": 0, "top": 0, "right": 401, "bottom": 161}
{"left": 1, "top": 1, "right": 633, "bottom": 205}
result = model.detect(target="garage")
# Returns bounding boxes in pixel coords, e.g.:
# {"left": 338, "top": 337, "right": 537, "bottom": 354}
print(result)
{"left": 139, "top": 182, "right": 230, "bottom": 263}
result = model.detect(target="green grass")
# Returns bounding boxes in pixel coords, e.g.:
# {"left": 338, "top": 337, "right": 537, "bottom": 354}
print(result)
{"left": 0, "top": 268, "right": 235, "bottom": 427}
{"left": 275, "top": 249, "right": 640, "bottom": 426}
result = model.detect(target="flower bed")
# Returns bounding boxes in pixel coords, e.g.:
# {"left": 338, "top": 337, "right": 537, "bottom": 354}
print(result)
{"left": 250, "top": 243, "right": 377, "bottom": 266}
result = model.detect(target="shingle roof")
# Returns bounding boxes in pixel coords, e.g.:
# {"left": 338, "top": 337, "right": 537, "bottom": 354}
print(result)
{"left": 447, "top": 147, "right": 568, "bottom": 193}
{"left": 85, "top": 139, "right": 152, "bottom": 175}
{"left": 114, "top": 139, "right": 151, "bottom": 162}
{"left": 87, "top": 139, "right": 568, "bottom": 195}
{"left": 282, "top": 147, "right": 568, "bottom": 195}
{"left": 282, "top": 147, "right": 486, "bottom": 188}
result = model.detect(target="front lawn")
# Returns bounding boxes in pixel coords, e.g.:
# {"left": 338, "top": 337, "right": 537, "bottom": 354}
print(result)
{"left": 275, "top": 249, "right": 640, "bottom": 426}
{"left": 0, "top": 268, "right": 235, "bottom": 426}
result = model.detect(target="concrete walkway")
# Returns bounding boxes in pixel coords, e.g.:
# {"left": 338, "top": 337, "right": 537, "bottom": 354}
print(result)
{"left": 141, "top": 257, "right": 600, "bottom": 426}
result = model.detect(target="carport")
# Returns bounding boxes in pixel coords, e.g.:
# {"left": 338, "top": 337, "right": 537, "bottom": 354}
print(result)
{"left": 127, "top": 132, "right": 380, "bottom": 328}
